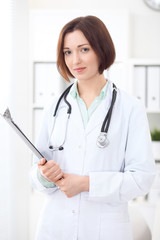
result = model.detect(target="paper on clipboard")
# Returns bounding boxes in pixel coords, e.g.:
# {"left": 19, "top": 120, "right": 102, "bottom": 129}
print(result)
{"left": 0, "top": 108, "right": 47, "bottom": 161}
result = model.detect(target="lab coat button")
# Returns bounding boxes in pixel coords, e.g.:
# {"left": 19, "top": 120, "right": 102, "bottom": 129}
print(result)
{"left": 78, "top": 145, "right": 82, "bottom": 149}
{"left": 72, "top": 210, "right": 75, "bottom": 213}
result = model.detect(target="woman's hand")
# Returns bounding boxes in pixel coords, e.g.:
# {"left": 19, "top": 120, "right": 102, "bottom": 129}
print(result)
{"left": 55, "top": 173, "right": 89, "bottom": 198}
{"left": 38, "top": 158, "right": 63, "bottom": 183}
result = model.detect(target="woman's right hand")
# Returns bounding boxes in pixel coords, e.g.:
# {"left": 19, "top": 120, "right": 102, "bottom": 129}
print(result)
{"left": 38, "top": 158, "right": 63, "bottom": 183}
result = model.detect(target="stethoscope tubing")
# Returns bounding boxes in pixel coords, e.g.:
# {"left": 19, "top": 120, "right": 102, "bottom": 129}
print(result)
{"left": 101, "top": 83, "right": 117, "bottom": 133}
{"left": 53, "top": 84, "right": 73, "bottom": 116}
{"left": 49, "top": 82, "right": 117, "bottom": 150}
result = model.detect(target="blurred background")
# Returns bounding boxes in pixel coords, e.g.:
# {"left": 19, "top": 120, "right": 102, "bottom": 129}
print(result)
{"left": 0, "top": 0, "right": 160, "bottom": 239}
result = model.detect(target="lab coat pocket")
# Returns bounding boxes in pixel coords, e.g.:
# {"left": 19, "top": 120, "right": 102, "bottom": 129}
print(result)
{"left": 99, "top": 212, "right": 133, "bottom": 240}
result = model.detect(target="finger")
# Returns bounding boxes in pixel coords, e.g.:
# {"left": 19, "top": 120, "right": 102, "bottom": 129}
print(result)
{"left": 38, "top": 158, "right": 46, "bottom": 166}
{"left": 45, "top": 169, "right": 63, "bottom": 182}
{"left": 54, "top": 172, "right": 64, "bottom": 181}
{"left": 39, "top": 162, "right": 60, "bottom": 177}
{"left": 51, "top": 162, "right": 61, "bottom": 171}
{"left": 54, "top": 168, "right": 62, "bottom": 176}
{"left": 47, "top": 160, "right": 57, "bottom": 167}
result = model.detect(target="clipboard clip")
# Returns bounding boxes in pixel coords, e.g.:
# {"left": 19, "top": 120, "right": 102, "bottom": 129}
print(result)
{"left": 3, "top": 108, "right": 12, "bottom": 119}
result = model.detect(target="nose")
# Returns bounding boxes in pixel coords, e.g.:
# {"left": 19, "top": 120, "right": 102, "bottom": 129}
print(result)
{"left": 72, "top": 52, "right": 81, "bottom": 65}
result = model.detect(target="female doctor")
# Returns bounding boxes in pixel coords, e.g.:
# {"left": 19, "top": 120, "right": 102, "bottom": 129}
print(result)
{"left": 30, "top": 16, "right": 156, "bottom": 240}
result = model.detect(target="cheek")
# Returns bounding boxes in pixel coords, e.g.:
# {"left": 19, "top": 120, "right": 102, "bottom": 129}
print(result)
{"left": 90, "top": 58, "right": 99, "bottom": 71}
{"left": 87, "top": 53, "right": 99, "bottom": 67}
{"left": 64, "top": 57, "right": 71, "bottom": 69}
{"left": 94, "top": 56, "right": 100, "bottom": 71}
{"left": 64, "top": 58, "right": 74, "bottom": 76}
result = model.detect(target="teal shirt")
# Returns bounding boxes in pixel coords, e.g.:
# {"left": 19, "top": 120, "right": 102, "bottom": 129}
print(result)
{"left": 38, "top": 80, "right": 108, "bottom": 188}
{"left": 70, "top": 81, "right": 108, "bottom": 128}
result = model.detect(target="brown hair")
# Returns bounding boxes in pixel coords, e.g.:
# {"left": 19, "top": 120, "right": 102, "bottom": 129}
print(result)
{"left": 57, "top": 15, "right": 116, "bottom": 82}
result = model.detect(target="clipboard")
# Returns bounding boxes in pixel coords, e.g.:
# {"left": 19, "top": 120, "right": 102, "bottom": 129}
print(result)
{"left": 0, "top": 108, "right": 47, "bottom": 162}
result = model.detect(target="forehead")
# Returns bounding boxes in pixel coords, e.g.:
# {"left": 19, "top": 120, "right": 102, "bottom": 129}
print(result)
{"left": 63, "top": 30, "right": 89, "bottom": 48}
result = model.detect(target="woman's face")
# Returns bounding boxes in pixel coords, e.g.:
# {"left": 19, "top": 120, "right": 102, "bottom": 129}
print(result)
{"left": 63, "top": 30, "right": 100, "bottom": 82}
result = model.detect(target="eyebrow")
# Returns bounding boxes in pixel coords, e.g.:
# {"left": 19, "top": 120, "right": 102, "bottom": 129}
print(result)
{"left": 63, "top": 43, "right": 89, "bottom": 50}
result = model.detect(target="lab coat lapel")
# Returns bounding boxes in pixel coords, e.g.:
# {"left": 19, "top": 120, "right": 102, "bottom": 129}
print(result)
{"left": 66, "top": 93, "right": 85, "bottom": 132}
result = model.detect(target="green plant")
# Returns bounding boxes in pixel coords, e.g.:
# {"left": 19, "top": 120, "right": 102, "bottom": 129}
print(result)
{"left": 151, "top": 128, "right": 160, "bottom": 141}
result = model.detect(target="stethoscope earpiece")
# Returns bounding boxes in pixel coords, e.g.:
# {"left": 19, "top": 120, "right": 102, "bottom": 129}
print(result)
{"left": 59, "top": 146, "right": 64, "bottom": 151}
{"left": 49, "top": 145, "right": 64, "bottom": 151}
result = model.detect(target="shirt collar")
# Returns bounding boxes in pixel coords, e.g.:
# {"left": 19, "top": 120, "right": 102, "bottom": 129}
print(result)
{"left": 70, "top": 80, "right": 79, "bottom": 99}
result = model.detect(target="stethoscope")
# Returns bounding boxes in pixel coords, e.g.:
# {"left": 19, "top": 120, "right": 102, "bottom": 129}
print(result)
{"left": 48, "top": 82, "right": 117, "bottom": 151}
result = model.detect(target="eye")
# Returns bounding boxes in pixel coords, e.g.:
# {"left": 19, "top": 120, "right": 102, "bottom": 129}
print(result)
{"left": 81, "top": 48, "right": 89, "bottom": 53}
{"left": 64, "top": 50, "right": 71, "bottom": 55}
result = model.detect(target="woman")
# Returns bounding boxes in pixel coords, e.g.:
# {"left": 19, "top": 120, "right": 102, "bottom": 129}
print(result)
{"left": 30, "top": 16, "right": 156, "bottom": 240}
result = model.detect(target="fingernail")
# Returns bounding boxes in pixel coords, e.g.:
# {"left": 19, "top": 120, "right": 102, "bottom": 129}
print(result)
{"left": 40, "top": 158, "right": 44, "bottom": 164}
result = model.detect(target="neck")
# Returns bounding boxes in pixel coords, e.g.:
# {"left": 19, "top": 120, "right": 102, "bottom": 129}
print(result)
{"left": 77, "top": 74, "right": 107, "bottom": 98}
{"left": 77, "top": 74, "right": 107, "bottom": 109}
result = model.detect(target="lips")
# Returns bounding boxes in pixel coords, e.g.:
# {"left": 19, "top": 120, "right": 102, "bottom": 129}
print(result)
{"left": 74, "top": 67, "right": 86, "bottom": 73}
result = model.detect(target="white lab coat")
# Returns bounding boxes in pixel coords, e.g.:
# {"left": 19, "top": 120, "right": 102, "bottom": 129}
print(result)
{"left": 30, "top": 81, "right": 156, "bottom": 240}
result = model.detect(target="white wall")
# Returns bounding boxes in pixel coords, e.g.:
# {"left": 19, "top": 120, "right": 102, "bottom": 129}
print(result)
{"left": 10, "top": 0, "right": 30, "bottom": 239}
{"left": 0, "top": 2, "right": 12, "bottom": 240}
{"left": 28, "top": 0, "right": 160, "bottom": 59}
{"left": 0, "top": 0, "right": 30, "bottom": 240}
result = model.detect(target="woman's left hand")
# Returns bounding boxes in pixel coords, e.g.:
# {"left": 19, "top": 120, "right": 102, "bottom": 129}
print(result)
{"left": 55, "top": 173, "right": 89, "bottom": 198}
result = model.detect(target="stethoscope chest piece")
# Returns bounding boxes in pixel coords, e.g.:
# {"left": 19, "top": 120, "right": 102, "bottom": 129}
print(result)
{"left": 97, "top": 132, "right": 109, "bottom": 148}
